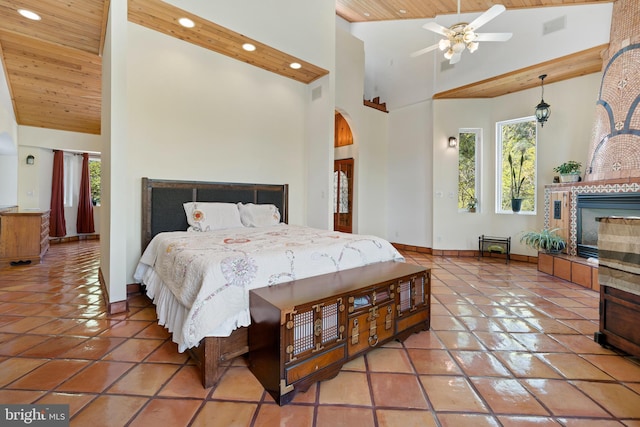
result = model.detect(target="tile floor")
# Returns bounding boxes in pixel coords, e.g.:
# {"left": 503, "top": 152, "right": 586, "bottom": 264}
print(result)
{"left": 1, "top": 240, "right": 640, "bottom": 426}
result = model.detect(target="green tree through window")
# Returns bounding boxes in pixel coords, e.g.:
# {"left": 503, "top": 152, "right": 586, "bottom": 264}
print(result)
{"left": 89, "top": 158, "right": 101, "bottom": 206}
{"left": 497, "top": 118, "right": 537, "bottom": 213}
{"left": 457, "top": 130, "right": 480, "bottom": 211}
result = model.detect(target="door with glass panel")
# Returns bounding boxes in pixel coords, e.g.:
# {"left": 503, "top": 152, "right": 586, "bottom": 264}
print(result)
{"left": 334, "top": 158, "right": 353, "bottom": 233}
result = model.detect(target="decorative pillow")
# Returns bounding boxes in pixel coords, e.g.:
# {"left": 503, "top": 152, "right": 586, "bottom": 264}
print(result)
{"left": 183, "top": 202, "right": 243, "bottom": 232}
{"left": 237, "top": 203, "right": 281, "bottom": 227}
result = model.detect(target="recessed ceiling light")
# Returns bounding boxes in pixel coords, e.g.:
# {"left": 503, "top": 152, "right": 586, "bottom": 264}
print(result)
{"left": 242, "top": 43, "right": 256, "bottom": 52}
{"left": 363, "top": 12, "right": 370, "bottom": 17}
{"left": 399, "top": 9, "right": 407, "bottom": 14}
{"left": 18, "top": 9, "right": 41, "bottom": 20}
{"left": 178, "top": 17, "right": 195, "bottom": 28}
{"left": 289, "top": 62, "right": 301, "bottom": 70}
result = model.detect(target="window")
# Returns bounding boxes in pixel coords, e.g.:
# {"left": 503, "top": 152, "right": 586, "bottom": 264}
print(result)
{"left": 89, "top": 158, "right": 101, "bottom": 206}
{"left": 496, "top": 117, "right": 537, "bottom": 213}
{"left": 457, "top": 129, "right": 481, "bottom": 211}
{"left": 63, "top": 153, "right": 75, "bottom": 208}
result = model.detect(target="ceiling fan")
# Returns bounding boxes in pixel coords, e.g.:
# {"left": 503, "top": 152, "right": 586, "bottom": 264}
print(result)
{"left": 411, "top": 2, "right": 512, "bottom": 64}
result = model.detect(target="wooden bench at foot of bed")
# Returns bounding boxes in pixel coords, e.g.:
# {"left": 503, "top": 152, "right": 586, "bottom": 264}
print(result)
{"left": 247, "top": 261, "right": 431, "bottom": 405}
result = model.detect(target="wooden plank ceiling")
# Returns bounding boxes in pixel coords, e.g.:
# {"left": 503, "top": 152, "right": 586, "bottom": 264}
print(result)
{"left": 0, "top": 0, "right": 611, "bottom": 135}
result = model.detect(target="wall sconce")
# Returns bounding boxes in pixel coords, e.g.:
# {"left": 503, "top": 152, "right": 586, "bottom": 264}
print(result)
{"left": 448, "top": 136, "right": 458, "bottom": 148}
{"left": 26, "top": 154, "right": 35, "bottom": 165}
{"left": 535, "top": 74, "right": 551, "bottom": 127}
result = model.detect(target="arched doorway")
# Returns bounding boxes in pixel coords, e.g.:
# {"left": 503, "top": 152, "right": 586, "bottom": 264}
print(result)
{"left": 334, "top": 112, "right": 354, "bottom": 233}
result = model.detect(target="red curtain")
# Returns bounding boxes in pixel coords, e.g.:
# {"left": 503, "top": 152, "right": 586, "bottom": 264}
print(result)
{"left": 77, "top": 153, "right": 95, "bottom": 233}
{"left": 49, "top": 150, "right": 67, "bottom": 237}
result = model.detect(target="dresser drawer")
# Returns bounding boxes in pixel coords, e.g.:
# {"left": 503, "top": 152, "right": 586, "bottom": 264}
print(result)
{"left": 286, "top": 344, "right": 345, "bottom": 384}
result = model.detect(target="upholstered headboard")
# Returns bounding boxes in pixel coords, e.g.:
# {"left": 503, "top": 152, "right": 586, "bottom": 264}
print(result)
{"left": 141, "top": 177, "right": 289, "bottom": 251}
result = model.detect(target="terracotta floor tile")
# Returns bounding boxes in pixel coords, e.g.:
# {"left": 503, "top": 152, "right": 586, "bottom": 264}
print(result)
{"left": 254, "top": 403, "right": 315, "bottom": 427}
{"left": 474, "top": 331, "right": 529, "bottom": 351}
{"left": 70, "top": 394, "right": 148, "bottom": 427}
{"left": 511, "top": 333, "right": 571, "bottom": 352}
{"left": 318, "top": 371, "right": 371, "bottom": 406}
{"left": 8, "top": 359, "right": 90, "bottom": 390}
{"left": 402, "top": 330, "right": 445, "bottom": 349}
{"left": 572, "top": 381, "right": 640, "bottom": 418}
{"left": 20, "top": 336, "right": 89, "bottom": 358}
{"left": 549, "top": 334, "right": 616, "bottom": 354}
{"left": 557, "top": 419, "right": 626, "bottom": 427}
{"left": 524, "top": 318, "right": 582, "bottom": 334}
{"left": 99, "top": 320, "right": 152, "bottom": 337}
{"left": 459, "top": 316, "right": 505, "bottom": 332}
{"left": 0, "top": 357, "right": 49, "bottom": 386}
{"left": 369, "top": 373, "right": 428, "bottom": 409}
{"left": 377, "top": 409, "right": 438, "bottom": 427}
{"left": 102, "top": 338, "right": 164, "bottom": 362}
{"left": 434, "top": 331, "right": 486, "bottom": 350}
{"left": 0, "top": 389, "right": 45, "bottom": 403}
{"left": 437, "top": 413, "right": 501, "bottom": 427}
{"left": 451, "top": 350, "right": 512, "bottom": 377}
{"left": 430, "top": 315, "right": 466, "bottom": 331}
{"left": 35, "top": 392, "right": 95, "bottom": 417}
{"left": 158, "top": 365, "right": 211, "bottom": 399}
{"left": 366, "top": 347, "right": 414, "bottom": 373}
{"left": 107, "top": 363, "right": 179, "bottom": 396}
{"left": 56, "top": 361, "right": 135, "bottom": 393}
{"left": 407, "top": 348, "right": 463, "bottom": 375}
{"left": 129, "top": 398, "right": 201, "bottom": 427}
{"left": 580, "top": 354, "right": 640, "bottom": 382}
{"left": 494, "top": 352, "right": 562, "bottom": 379}
{"left": 191, "top": 401, "right": 257, "bottom": 427}
{"left": 59, "top": 336, "right": 126, "bottom": 360}
{"left": 0, "top": 316, "right": 53, "bottom": 333}
{"left": 522, "top": 379, "right": 611, "bottom": 417}
{"left": 210, "top": 366, "right": 265, "bottom": 402}
{"left": 420, "top": 375, "right": 488, "bottom": 412}
{"left": 497, "top": 415, "right": 563, "bottom": 426}
{"left": 471, "top": 377, "right": 549, "bottom": 416}
{"left": 536, "top": 353, "right": 614, "bottom": 380}
{"left": 316, "top": 406, "right": 375, "bottom": 427}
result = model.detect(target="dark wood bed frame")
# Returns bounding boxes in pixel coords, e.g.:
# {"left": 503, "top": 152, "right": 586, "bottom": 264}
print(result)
{"left": 140, "top": 177, "right": 289, "bottom": 388}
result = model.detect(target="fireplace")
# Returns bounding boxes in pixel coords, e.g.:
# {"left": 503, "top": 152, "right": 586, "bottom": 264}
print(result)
{"left": 576, "top": 192, "right": 640, "bottom": 258}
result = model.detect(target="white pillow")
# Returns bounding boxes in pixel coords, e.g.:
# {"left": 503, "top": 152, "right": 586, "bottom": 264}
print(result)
{"left": 183, "top": 202, "right": 243, "bottom": 231}
{"left": 237, "top": 203, "right": 281, "bottom": 227}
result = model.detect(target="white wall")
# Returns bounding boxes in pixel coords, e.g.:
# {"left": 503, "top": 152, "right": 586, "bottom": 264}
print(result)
{"left": 334, "top": 27, "right": 391, "bottom": 239}
{"left": 0, "top": 57, "right": 18, "bottom": 206}
{"left": 108, "top": 1, "right": 336, "bottom": 293}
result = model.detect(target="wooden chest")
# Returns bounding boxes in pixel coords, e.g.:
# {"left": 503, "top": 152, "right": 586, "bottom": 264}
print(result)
{"left": 0, "top": 209, "right": 50, "bottom": 266}
{"left": 248, "top": 261, "right": 430, "bottom": 405}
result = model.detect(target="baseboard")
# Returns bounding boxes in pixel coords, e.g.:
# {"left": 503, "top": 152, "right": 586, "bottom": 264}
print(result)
{"left": 98, "top": 266, "right": 129, "bottom": 314}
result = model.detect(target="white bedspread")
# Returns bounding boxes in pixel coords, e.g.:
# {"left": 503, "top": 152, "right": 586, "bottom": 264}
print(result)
{"left": 134, "top": 224, "right": 404, "bottom": 351}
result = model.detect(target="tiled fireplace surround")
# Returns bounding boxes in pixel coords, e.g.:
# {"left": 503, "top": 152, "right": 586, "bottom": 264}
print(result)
{"left": 541, "top": 178, "right": 640, "bottom": 291}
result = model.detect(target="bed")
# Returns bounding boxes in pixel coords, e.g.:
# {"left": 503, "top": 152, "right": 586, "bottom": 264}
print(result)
{"left": 134, "top": 177, "right": 405, "bottom": 387}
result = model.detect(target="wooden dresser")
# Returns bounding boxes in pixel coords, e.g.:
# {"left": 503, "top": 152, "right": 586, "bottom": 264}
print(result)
{"left": 248, "top": 261, "right": 430, "bottom": 405}
{"left": 0, "top": 208, "right": 50, "bottom": 266}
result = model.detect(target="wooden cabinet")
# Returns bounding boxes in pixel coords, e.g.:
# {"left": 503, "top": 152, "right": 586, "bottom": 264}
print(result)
{"left": 0, "top": 209, "right": 50, "bottom": 266}
{"left": 248, "top": 261, "right": 430, "bottom": 405}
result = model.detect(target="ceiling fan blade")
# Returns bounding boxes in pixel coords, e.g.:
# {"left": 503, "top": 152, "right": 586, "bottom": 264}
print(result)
{"left": 467, "top": 4, "right": 506, "bottom": 31}
{"left": 449, "top": 52, "right": 462, "bottom": 65}
{"left": 475, "top": 32, "right": 513, "bottom": 42}
{"left": 410, "top": 43, "right": 439, "bottom": 58}
{"left": 422, "top": 21, "right": 451, "bottom": 37}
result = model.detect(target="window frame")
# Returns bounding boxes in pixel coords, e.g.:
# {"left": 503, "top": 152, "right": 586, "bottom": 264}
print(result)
{"left": 457, "top": 128, "right": 482, "bottom": 213}
{"left": 495, "top": 116, "right": 538, "bottom": 215}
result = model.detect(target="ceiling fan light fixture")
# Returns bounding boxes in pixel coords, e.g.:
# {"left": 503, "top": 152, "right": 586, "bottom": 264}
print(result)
{"left": 467, "top": 41, "right": 479, "bottom": 53}
{"left": 452, "top": 41, "right": 465, "bottom": 53}
{"left": 444, "top": 49, "right": 454, "bottom": 60}
{"left": 463, "top": 31, "right": 476, "bottom": 44}
{"left": 438, "top": 38, "right": 450, "bottom": 51}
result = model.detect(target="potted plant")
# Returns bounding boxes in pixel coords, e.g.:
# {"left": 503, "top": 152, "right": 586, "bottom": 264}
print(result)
{"left": 508, "top": 151, "right": 526, "bottom": 212}
{"left": 520, "top": 228, "right": 567, "bottom": 254}
{"left": 466, "top": 198, "right": 477, "bottom": 213}
{"left": 553, "top": 160, "right": 582, "bottom": 183}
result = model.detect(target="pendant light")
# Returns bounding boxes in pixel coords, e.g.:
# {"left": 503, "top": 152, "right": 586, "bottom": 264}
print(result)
{"left": 535, "top": 74, "right": 551, "bottom": 127}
